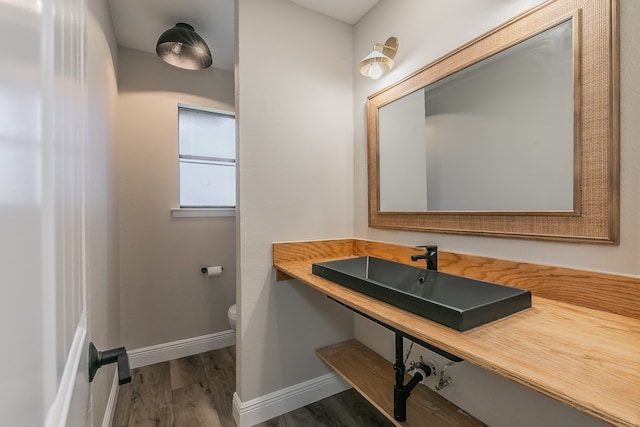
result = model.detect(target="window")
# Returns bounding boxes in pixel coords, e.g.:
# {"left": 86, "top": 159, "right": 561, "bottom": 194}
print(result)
{"left": 178, "top": 105, "right": 236, "bottom": 208}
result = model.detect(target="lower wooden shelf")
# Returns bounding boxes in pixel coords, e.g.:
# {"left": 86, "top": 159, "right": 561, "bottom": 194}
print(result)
{"left": 316, "top": 340, "right": 486, "bottom": 427}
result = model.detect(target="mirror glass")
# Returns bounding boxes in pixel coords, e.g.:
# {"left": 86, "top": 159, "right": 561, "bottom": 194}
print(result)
{"left": 367, "top": 0, "right": 619, "bottom": 243}
{"left": 378, "top": 20, "right": 574, "bottom": 212}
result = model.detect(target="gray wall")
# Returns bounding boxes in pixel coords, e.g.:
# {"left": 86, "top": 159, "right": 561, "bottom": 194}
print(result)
{"left": 116, "top": 47, "right": 236, "bottom": 349}
{"left": 422, "top": 21, "right": 573, "bottom": 211}
{"left": 378, "top": 90, "right": 428, "bottom": 211}
{"left": 353, "top": 1, "right": 640, "bottom": 426}
{"left": 236, "top": 0, "right": 355, "bottom": 402}
{"left": 86, "top": 1, "right": 120, "bottom": 425}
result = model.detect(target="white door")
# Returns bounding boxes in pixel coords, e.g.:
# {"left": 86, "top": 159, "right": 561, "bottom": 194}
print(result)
{"left": 0, "top": 0, "right": 92, "bottom": 425}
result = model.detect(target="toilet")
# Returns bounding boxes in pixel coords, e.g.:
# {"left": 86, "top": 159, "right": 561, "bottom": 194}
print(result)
{"left": 227, "top": 304, "right": 236, "bottom": 331}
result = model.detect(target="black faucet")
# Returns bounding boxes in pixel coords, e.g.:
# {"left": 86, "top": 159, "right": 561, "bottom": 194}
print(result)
{"left": 410, "top": 245, "right": 438, "bottom": 271}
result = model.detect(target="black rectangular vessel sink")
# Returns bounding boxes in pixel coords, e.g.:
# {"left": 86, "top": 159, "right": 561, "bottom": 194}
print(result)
{"left": 312, "top": 256, "right": 531, "bottom": 331}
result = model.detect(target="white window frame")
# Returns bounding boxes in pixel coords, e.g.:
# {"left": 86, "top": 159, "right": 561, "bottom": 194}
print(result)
{"left": 172, "top": 103, "right": 236, "bottom": 219}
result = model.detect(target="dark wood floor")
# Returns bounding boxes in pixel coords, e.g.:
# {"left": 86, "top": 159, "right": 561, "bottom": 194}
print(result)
{"left": 112, "top": 346, "right": 394, "bottom": 427}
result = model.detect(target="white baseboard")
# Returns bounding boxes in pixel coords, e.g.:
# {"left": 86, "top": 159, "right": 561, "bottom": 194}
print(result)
{"left": 128, "top": 330, "right": 236, "bottom": 369}
{"left": 232, "top": 372, "right": 351, "bottom": 427}
{"left": 101, "top": 372, "right": 119, "bottom": 427}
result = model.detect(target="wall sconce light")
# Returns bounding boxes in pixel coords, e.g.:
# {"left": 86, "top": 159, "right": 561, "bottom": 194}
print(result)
{"left": 358, "top": 37, "right": 399, "bottom": 79}
{"left": 156, "top": 23, "right": 213, "bottom": 70}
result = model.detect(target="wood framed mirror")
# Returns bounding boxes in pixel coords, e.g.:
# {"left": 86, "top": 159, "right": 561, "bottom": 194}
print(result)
{"left": 367, "top": 0, "right": 619, "bottom": 244}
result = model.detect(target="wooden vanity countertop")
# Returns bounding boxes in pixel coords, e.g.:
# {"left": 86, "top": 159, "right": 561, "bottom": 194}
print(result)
{"left": 273, "top": 239, "right": 640, "bottom": 427}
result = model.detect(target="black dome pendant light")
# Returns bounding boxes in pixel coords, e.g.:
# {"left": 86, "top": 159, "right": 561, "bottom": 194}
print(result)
{"left": 156, "top": 23, "right": 213, "bottom": 70}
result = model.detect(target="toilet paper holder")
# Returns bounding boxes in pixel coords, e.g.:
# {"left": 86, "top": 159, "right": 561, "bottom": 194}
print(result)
{"left": 201, "top": 266, "right": 223, "bottom": 275}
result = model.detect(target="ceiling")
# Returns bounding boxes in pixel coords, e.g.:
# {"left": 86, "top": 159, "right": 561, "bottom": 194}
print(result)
{"left": 108, "top": 0, "right": 379, "bottom": 72}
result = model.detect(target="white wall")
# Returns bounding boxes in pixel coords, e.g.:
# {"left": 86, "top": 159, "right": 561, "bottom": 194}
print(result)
{"left": 116, "top": 47, "right": 236, "bottom": 349}
{"left": 86, "top": 1, "right": 120, "bottom": 425}
{"left": 353, "top": 1, "right": 639, "bottom": 426}
{"left": 236, "top": 0, "right": 355, "bottom": 402}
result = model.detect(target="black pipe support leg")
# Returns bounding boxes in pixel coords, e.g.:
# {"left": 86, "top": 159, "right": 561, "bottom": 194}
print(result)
{"left": 394, "top": 372, "right": 425, "bottom": 421}
{"left": 393, "top": 332, "right": 427, "bottom": 421}
{"left": 394, "top": 384, "right": 407, "bottom": 422}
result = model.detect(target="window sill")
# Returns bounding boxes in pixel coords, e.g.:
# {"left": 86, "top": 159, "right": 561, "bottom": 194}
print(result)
{"left": 171, "top": 208, "right": 236, "bottom": 218}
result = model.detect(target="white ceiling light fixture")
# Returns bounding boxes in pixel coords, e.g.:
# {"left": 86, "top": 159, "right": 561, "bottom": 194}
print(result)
{"left": 358, "top": 37, "right": 398, "bottom": 79}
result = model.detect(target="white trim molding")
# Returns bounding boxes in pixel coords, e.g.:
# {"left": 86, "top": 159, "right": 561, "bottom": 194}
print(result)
{"left": 101, "top": 372, "right": 120, "bottom": 427}
{"left": 128, "top": 330, "right": 236, "bottom": 369}
{"left": 45, "top": 324, "right": 87, "bottom": 427}
{"left": 171, "top": 208, "right": 236, "bottom": 218}
{"left": 232, "top": 372, "right": 351, "bottom": 427}
{"left": 177, "top": 102, "right": 235, "bottom": 117}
